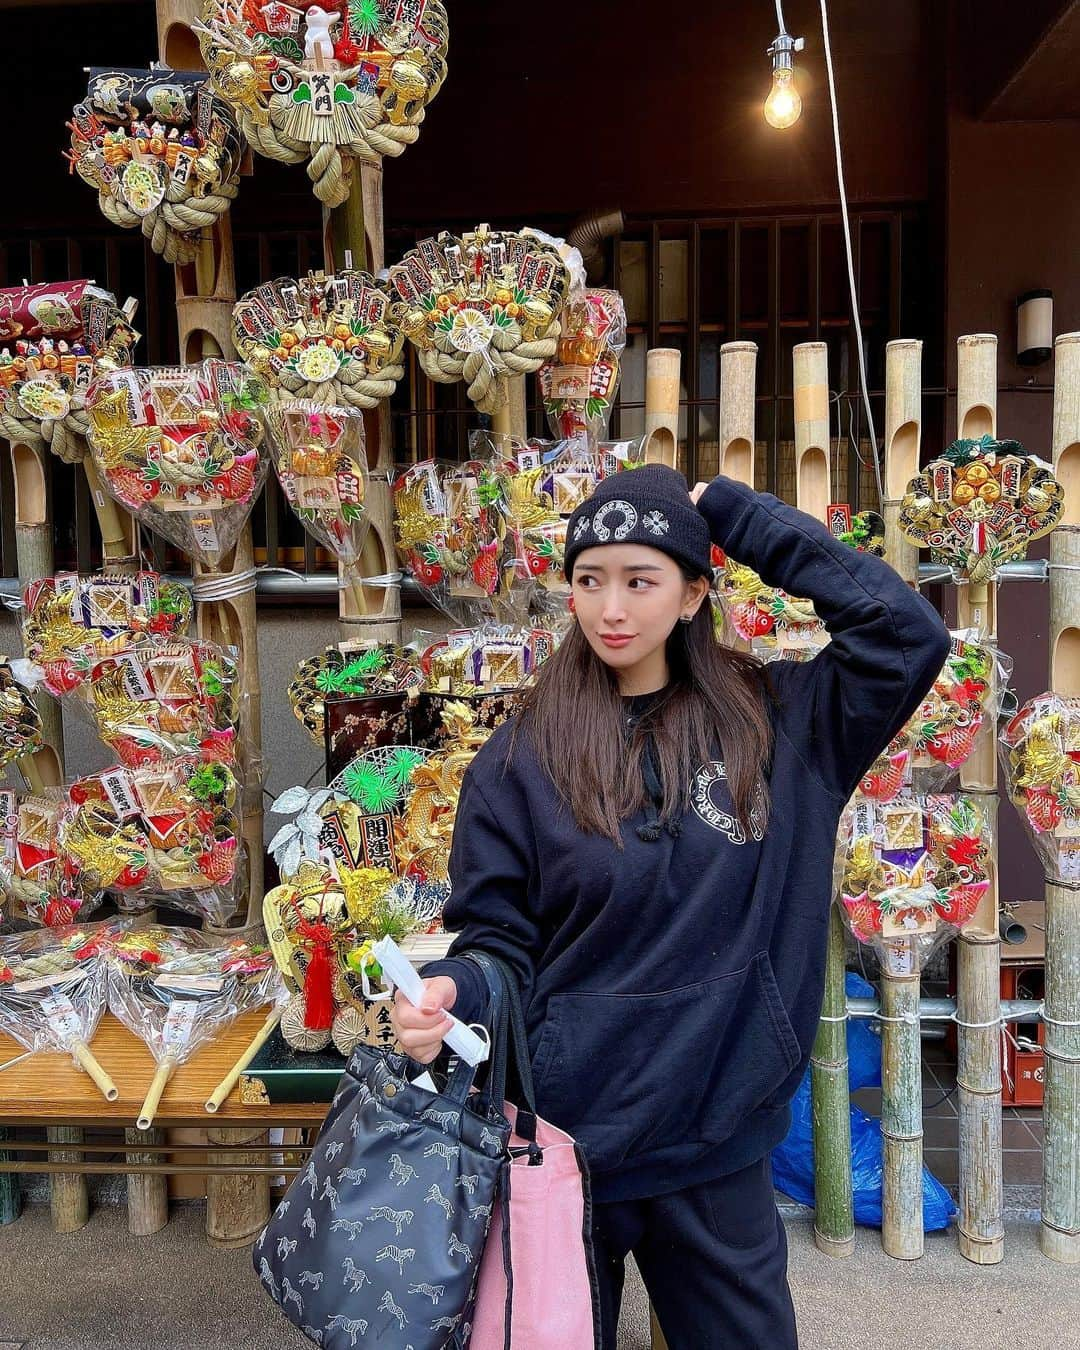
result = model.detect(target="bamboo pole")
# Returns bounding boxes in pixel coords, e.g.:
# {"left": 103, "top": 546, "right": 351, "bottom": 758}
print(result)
{"left": 326, "top": 162, "right": 401, "bottom": 647}
{"left": 205, "top": 1004, "right": 283, "bottom": 1113}
{"left": 125, "top": 1127, "right": 169, "bottom": 1236}
{"left": 46, "top": 1125, "right": 89, "bottom": 1232}
{"left": 11, "top": 441, "right": 63, "bottom": 784}
{"left": 795, "top": 341, "right": 854, "bottom": 1258}
{"left": 0, "top": 1128, "right": 19, "bottom": 1225}
{"left": 717, "top": 342, "right": 757, "bottom": 653}
{"left": 879, "top": 339, "right": 925, "bottom": 1260}
{"left": 1042, "top": 330, "right": 1080, "bottom": 1263}
{"left": 155, "top": 0, "right": 268, "bottom": 1248}
{"left": 13, "top": 438, "right": 83, "bottom": 1233}
{"left": 718, "top": 341, "right": 757, "bottom": 488}
{"left": 954, "top": 333, "right": 1004, "bottom": 1265}
{"left": 883, "top": 340, "right": 922, "bottom": 583}
{"left": 643, "top": 348, "right": 681, "bottom": 470}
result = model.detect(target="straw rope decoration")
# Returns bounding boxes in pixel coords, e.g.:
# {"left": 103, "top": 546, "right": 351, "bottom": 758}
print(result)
{"left": 233, "top": 269, "right": 404, "bottom": 409}
{"left": 195, "top": 0, "right": 448, "bottom": 207}
{"left": 389, "top": 226, "right": 572, "bottom": 415}
{"left": 0, "top": 282, "right": 138, "bottom": 464}
{"left": 67, "top": 68, "right": 244, "bottom": 266}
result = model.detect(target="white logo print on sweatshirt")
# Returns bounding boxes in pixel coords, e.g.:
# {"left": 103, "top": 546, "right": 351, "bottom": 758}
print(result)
{"left": 691, "top": 761, "right": 766, "bottom": 844}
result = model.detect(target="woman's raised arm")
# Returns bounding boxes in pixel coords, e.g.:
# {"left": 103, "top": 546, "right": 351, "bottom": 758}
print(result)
{"left": 697, "top": 474, "right": 951, "bottom": 801}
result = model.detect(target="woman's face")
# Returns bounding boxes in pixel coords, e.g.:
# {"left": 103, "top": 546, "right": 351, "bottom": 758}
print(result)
{"left": 571, "top": 544, "right": 709, "bottom": 689}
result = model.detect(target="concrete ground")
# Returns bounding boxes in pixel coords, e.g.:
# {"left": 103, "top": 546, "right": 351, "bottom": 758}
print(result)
{"left": 0, "top": 1204, "right": 1077, "bottom": 1349}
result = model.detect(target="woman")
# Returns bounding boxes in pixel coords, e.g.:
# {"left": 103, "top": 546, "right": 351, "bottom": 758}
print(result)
{"left": 392, "top": 466, "right": 950, "bottom": 1348}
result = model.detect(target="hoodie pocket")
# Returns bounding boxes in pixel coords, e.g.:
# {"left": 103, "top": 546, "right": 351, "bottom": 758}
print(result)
{"left": 535, "top": 953, "right": 802, "bottom": 1174}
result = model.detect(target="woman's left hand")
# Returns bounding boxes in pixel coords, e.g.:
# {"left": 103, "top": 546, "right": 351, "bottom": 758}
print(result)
{"left": 690, "top": 482, "right": 709, "bottom": 505}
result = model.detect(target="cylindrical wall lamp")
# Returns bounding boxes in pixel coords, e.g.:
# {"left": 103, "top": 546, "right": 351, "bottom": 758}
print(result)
{"left": 1017, "top": 289, "right": 1053, "bottom": 367}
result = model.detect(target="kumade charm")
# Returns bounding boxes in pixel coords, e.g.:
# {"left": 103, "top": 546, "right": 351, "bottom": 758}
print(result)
{"left": 898, "top": 434, "right": 1064, "bottom": 587}
{"left": 389, "top": 225, "right": 572, "bottom": 414}
{"left": 232, "top": 269, "right": 404, "bottom": 409}
{"left": 67, "top": 67, "right": 243, "bottom": 265}
{"left": 196, "top": 0, "right": 449, "bottom": 206}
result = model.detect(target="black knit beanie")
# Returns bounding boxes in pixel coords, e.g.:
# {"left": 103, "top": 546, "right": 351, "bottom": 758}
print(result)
{"left": 564, "top": 465, "right": 711, "bottom": 580}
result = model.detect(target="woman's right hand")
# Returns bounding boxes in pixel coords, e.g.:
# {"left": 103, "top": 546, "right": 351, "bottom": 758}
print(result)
{"left": 390, "top": 976, "right": 459, "bottom": 1064}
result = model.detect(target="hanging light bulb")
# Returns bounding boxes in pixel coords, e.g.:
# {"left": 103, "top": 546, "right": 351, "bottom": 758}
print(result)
{"left": 765, "top": 15, "right": 804, "bottom": 130}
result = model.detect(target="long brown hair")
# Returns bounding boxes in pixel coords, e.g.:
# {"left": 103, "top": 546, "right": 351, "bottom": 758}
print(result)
{"left": 511, "top": 589, "right": 776, "bottom": 846}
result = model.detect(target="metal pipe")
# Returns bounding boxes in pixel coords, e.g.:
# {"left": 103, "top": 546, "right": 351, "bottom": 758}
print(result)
{"left": 846, "top": 996, "right": 1043, "bottom": 1023}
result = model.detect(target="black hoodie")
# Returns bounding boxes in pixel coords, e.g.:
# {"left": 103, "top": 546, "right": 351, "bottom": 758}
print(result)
{"left": 422, "top": 474, "right": 950, "bottom": 1203}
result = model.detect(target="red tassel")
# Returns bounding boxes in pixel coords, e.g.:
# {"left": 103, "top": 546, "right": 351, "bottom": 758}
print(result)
{"left": 300, "top": 920, "right": 335, "bottom": 1031}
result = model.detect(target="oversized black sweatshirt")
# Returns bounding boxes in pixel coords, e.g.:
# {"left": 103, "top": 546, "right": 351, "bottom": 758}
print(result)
{"left": 422, "top": 474, "right": 950, "bottom": 1203}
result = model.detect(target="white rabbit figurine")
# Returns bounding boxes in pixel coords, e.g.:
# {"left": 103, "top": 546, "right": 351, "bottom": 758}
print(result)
{"left": 304, "top": 5, "right": 337, "bottom": 64}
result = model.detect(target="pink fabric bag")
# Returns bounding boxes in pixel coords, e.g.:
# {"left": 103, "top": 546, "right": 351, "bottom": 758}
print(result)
{"left": 470, "top": 1102, "right": 599, "bottom": 1349}
{"left": 463, "top": 952, "right": 600, "bottom": 1349}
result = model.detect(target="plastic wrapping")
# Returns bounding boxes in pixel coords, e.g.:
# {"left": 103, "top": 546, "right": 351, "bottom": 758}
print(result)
{"left": 0, "top": 920, "right": 125, "bottom": 1095}
{"left": 393, "top": 456, "right": 521, "bottom": 625}
{"left": 105, "top": 924, "right": 282, "bottom": 1126}
{"left": 259, "top": 401, "right": 372, "bottom": 611}
{"left": 68, "top": 68, "right": 243, "bottom": 265}
{"left": 898, "top": 435, "right": 1064, "bottom": 586}
{"left": 20, "top": 571, "right": 191, "bottom": 698}
{"left": 233, "top": 271, "right": 404, "bottom": 409}
{"left": 771, "top": 971, "right": 957, "bottom": 1231}
{"left": 1000, "top": 691, "right": 1080, "bottom": 884}
{"left": 0, "top": 658, "right": 42, "bottom": 769}
{"left": 539, "top": 288, "right": 627, "bottom": 448}
{"left": 835, "top": 793, "right": 994, "bottom": 973}
{"left": 59, "top": 757, "right": 244, "bottom": 924}
{"left": 412, "top": 624, "right": 557, "bottom": 697}
{"left": 63, "top": 639, "right": 241, "bottom": 769}
{"left": 0, "top": 787, "right": 102, "bottom": 926}
{"left": 856, "top": 631, "right": 1008, "bottom": 801}
{"left": 289, "top": 643, "right": 423, "bottom": 748}
{"left": 84, "top": 360, "right": 269, "bottom": 567}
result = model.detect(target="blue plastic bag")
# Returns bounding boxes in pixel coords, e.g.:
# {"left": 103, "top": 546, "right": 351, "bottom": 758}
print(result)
{"left": 771, "top": 972, "right": 956, "bottom": 1231}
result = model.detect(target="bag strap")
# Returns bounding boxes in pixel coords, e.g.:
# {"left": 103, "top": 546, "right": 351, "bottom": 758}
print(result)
{"left": 464, "top": 952, "right": 542, "bottom": 1156}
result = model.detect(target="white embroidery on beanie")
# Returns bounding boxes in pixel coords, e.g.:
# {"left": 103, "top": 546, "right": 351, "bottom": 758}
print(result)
{"left": 643, "top": 510, "right": 670, "bottom": 535}
{"left": 592, "top": 500, "right": 638, "bottom": 541}
{"left": 572, "top": 516, "right": 591, "bottom": 542}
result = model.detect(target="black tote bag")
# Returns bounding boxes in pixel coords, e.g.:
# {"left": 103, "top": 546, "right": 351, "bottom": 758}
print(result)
{"left": 253, "top": 966, "right": 511, "bottom": 1349}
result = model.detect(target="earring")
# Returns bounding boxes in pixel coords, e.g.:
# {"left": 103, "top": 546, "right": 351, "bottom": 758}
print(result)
{"left": 679, "top": 614, "right": 692, "bottom": 624}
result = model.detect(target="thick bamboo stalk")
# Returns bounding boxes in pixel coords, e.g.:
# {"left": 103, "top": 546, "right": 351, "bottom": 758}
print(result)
{"left": 11, "top": 441, "right": 64, "bottom": 780}
{"left": 880, "top": 969, "right": 923, "bottom": 1258}
{"left": 156, "top": 0, "right": 267, "bottom": 1251}
{"left": 883, "top": 340, "right": 922, "bottom": 580}
{"left": 327, "top": 162, "right": 401, "bottom": 646}
{"left": 810, "top": 906, "right": 855, "bottom": 1257}
{"left": 1042, "top": 330, "right": 1080, "bottom": 1263}
{"left": 880, "top": 338, "right": 925, "bottom": 1260}
{"left": 793, "top": 342, "right": 831, "bottom": 523}
{"left": 0, "top": 1128, "right": 19, "bottom": 1225}
{"left": 126, "top": 1127, "right": 169, "bottom": 1235}
{"left": 47, "top": 1125, "right": 89, "bottom": 1232}
{"left": 794, "top": 341, "right": 854, "bottom": 1256}
{"left": 205, "top": 1124, "right": 272, "bottom": 1248}
{"left": 719, "top": 342, "right": 757, "bottom": 487}
{"left": 643, "top": 348, "right": 681, "bottom": 469}
{"left": 954, "top": 332, "right": 1003, "bottom": 1265}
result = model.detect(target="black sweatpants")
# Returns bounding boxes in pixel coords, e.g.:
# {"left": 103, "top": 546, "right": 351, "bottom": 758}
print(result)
{"left": 589, "top": 1155, "right": 798, "bottom": 1350}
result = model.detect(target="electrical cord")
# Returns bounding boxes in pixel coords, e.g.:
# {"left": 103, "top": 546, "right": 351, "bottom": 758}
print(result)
{"left": 819, "top": 0, "right": 885, "bottom": 505}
